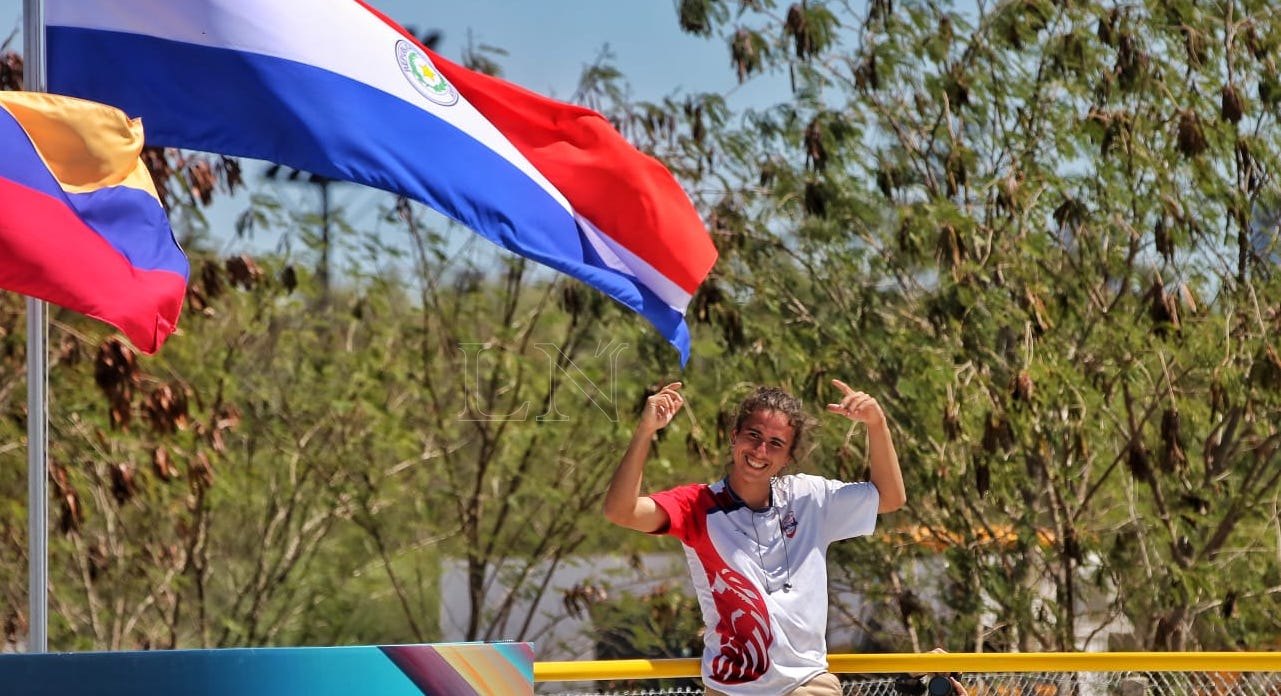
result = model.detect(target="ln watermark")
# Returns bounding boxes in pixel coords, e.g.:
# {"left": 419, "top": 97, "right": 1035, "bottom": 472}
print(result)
{"left": 456, "top": 341, "right": 629, "bottom": 422}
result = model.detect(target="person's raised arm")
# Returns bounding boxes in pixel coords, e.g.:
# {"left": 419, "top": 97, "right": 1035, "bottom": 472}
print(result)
{"left": 826, "top": 379, "right": 907, "bottom": 513}
{"left": 602, "top": 382, "right": 684, "bottom": 532}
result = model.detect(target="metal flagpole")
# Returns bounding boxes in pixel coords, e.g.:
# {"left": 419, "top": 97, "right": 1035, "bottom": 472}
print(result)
{"left": 23, "top": 0, "right": 49, "bottom": 654}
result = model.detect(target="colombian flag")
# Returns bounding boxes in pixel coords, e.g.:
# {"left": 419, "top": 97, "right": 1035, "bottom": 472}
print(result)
{"left": 46, "top": 0, "right": 717, "bottom": 364}
{"left": 0, "top": 91, "right": 187, "bottom": 354}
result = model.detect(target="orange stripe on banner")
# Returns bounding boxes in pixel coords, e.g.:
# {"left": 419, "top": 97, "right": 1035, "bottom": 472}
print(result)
{"left": 435, "top": 645, "right": 530, "bottom": 693}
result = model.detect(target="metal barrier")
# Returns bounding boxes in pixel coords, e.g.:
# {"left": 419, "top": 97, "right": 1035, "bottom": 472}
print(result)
{"left": 543, "top": 672, "right": 1281, "bottom": 696}
{"left": 533, "top": 651, "right": 1281, "bottom": 682}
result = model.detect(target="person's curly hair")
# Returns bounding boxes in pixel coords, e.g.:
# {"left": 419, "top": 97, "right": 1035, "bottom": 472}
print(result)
{"left": 732, "top": 386, "right": 817, "bottom": 458}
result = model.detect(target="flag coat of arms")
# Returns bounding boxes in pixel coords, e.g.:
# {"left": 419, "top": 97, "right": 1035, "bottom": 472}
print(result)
{"left": 0, "top": 91, "right": 187, "bottom": 353}
{"left": 46, "top": 0, "right": 718, "bottom": 362}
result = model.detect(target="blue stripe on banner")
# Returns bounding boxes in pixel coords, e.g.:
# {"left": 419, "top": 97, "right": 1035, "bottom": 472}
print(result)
{"left": 494, "top": 641, "right": 537, "bottom": 682}
{"left": 49, "top": 27, "right": 691, "bottom": 356}
{"left": 0, "top": 646, "right": 434, "bottom": 696}
{"left": 0, "top": 106, "right": 66, "bottom": 200}
{"left": 0, "top": 107, "right": 187, "bottom": 277}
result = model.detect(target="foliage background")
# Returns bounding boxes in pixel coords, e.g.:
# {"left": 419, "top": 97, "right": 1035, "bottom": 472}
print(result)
{"left": 3, "top": 0, "right": 1281, "bottom": 662}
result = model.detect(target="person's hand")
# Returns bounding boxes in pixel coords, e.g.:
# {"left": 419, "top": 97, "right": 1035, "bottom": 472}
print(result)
{"left": 925, "top": 648, "right": 966, "bottom": 696}
{"left": 825, "top": 379, "right": 886, "bottom": 427}
{"left": 640, "top": 382, "right": 684, "bottom": 433}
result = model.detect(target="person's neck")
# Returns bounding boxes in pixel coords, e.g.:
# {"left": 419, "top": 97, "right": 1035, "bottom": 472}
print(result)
{"left": 725, "top": 476, "right": 772, "bottom": 511}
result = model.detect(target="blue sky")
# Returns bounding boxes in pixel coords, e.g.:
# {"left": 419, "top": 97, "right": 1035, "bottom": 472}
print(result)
{"left": 379, "top": 1, "right": 746, "bottom": 101}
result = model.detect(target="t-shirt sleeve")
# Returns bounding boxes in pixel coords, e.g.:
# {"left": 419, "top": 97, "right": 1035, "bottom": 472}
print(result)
{"left": 647, "top": 483, "right": 706, "bottom": 542}
{"left": 821, "top": 478, "right": 880, "bottom": 544}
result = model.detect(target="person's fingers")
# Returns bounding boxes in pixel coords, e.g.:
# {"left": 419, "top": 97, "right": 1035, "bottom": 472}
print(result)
{"left": 648, "top": 385, "right": 686, "bottom": 424}
{"left": 826, "top": 402, "right": 853, "bottom": 416}
{"left": 841, "top": 393, "right": 869, "bottom": 414}
{"left": 827, "top": 397, "right": 860, "bottom": 417}
{"left": 651, "top": 382, "right": 682, "bottom": 401}
{"left": 659, "top": 384, "right": 684, "bottom": 411}
{"left": 831, "top": 378, "right": 854, "bottom": 396}
{"left": 648, "top": 395, "right": 667, "bottom": 417}
{"left": 826, "top": 392, "right": 882, "bottom": 423}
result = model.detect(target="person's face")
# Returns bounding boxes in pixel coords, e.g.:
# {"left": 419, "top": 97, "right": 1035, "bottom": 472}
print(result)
{"left": 730, "top": 409, "right": 795, "bottom": 485}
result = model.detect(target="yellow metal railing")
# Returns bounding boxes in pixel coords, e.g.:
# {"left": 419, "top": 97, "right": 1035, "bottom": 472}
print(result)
{"left": 533, "top": 652, "right": 1281, "bottom": 683}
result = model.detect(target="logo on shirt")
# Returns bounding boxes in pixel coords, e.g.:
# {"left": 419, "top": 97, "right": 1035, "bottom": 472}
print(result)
{"left": 396, "top": 40, "right": 459, "bottom": 106}
{"left": 781, "top": 510, "right": 798, "bottom": 539}
{"left": 708, "top": 568, "right": 773, "bottom": 684}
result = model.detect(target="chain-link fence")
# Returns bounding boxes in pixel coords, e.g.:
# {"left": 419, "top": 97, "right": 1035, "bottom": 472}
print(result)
{"left": 545, "top": 671, "right": 1281, "bottom": 695}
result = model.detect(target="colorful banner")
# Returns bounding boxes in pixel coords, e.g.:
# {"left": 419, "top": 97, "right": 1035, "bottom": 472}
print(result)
{"left": 0, "top": 642, "right": 533, "bottom": 696}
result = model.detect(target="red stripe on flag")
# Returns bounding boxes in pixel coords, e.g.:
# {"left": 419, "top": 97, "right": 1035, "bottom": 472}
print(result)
{"left": 434, "top": 55, "right": 716, "bottom": 296}
{"left": 0, "top": 176, "right": 186, "bottom": 353}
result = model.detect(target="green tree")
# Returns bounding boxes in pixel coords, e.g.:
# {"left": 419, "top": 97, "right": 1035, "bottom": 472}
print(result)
{"left": 635, "top": 0, "right": 1281, "bottom": 653}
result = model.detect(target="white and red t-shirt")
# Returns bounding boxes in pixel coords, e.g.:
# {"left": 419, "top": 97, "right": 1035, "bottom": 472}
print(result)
{"left": 649, "top": 474, "right": 878, "bottom": 695}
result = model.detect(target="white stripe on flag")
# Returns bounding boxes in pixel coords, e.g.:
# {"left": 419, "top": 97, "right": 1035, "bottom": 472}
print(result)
{"left": 48, "top": 0, "right": 575, "bottom": 216}
{"left": 576, "top": 213, "right": 693, "bottom": 313}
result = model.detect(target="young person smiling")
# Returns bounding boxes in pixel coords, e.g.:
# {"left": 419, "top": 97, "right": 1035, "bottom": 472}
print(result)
{"left": 603, "top": 380, "right": 907, "bottom": 696}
